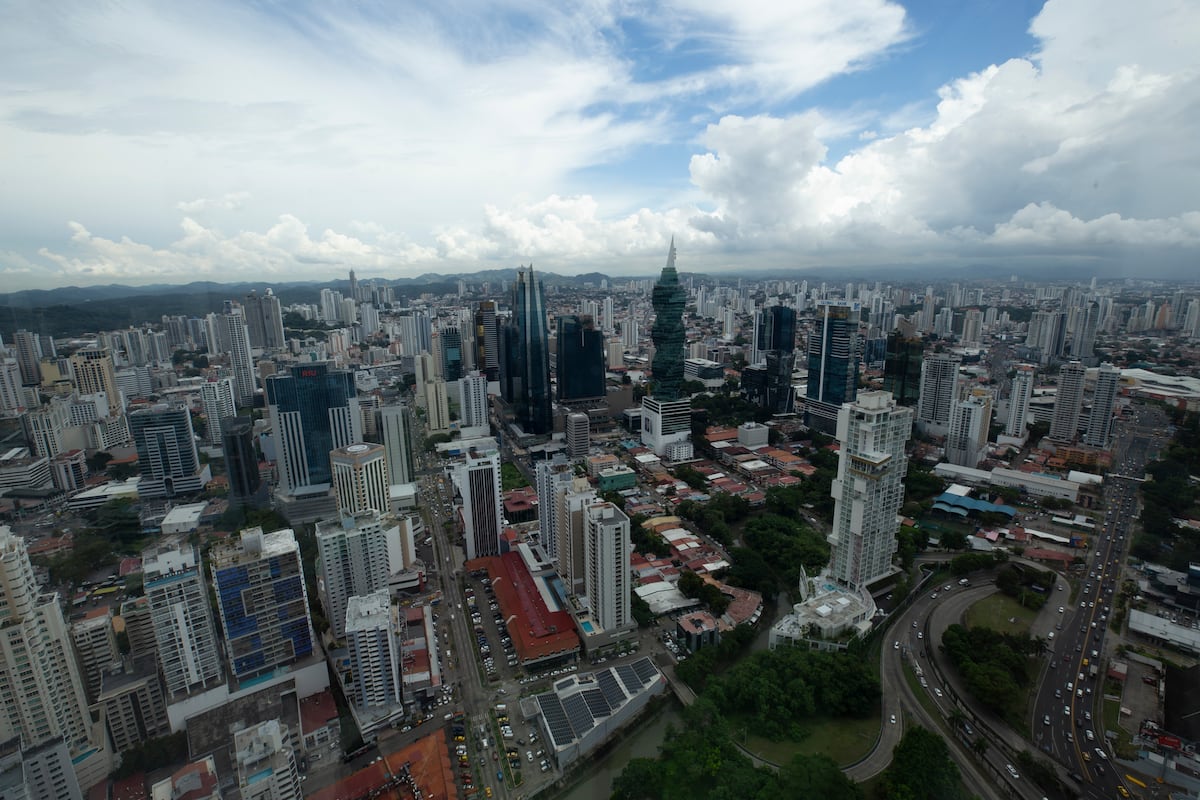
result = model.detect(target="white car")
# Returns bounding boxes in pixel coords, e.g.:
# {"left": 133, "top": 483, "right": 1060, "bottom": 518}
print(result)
{"left": 1006, "top": 764, "right": 1019, "bottom": 779}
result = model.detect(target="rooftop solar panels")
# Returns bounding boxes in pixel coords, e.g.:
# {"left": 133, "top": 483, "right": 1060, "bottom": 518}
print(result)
{"left": 562, "top": 692, "right": 595, "bottom": 736}
{"left": 632, "top": 657, "right": 658, "bottom": 684}
{"left": 616, "top": 664, "right": 643, "bottom": 692}
{"left": 582, "top": 688, "right": 611, "bottom": 718}
{"left": 596, "top": 670, "right": 627, "bottom": 708}
{"left": 537, "top": 694, "right": 574, "bottom": 747}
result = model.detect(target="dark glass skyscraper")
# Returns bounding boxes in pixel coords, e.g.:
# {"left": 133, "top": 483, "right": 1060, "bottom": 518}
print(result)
{"left": 805, "top": 301, "right": 861, "bottom": 434}
{"left": 265, "top": 362, "right": 361, "bottom": 494}
{"left": 440, "top": 325, "right": 464, "bottom": 382}
{"left": 222, "top": 415, "right": 262, "bottom": 507}
{"left": 475, "top": 301, "right": 499, "bottom": 381}
{"left": 650, "top": 239, "right": 686, "bottom": 401}
{"left": 500, "top": 267, "right": 552, "bottom": 434}
{"left": 882, "top": 332, "right": 924, "bottom": 407}
{"left": 556, "top": 315, "right": 606, "bottom": 402}
{"left": 743, "top": 304, "right": 797, "bottom": 414}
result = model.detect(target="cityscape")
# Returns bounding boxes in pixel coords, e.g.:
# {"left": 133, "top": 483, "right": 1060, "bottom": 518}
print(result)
{"left": 1, "top": 2, "right": 1199, "bottom": 800}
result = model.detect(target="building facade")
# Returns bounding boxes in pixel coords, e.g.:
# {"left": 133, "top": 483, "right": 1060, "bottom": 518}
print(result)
{"left": 805, "top": 301, "right": 861, "bottom": 434}
{"left": 556, "top": 315, "right": 606, "bottom": 402}
{"left": 330, "top": 443, "right": 390, "bottom": 516}
{"left": 143, "top": 543, "right": 224, "bottom": 699}
{"left": 129, "top": 404, "right": 208, "bottom": 498}
{"left": 500, "top": 268, "right": 553, "bottom": 434}
{"left": 1050, "top": 361, "right": 1086, "bottom": 443}
{"left": 456, "top": 450, "right": 503, "bottom": 561}
{"left": 316, "top": 511, "right": 393, "bottom": 641}
{"left": 345, "top": 592, "right": 402, "bottom": 708}
{"left": 378, "top": 404, "right": 415, "bottom": 485}
{"left": 583, "top": 502, "right": 632, "bottom": 633}
{"left": 915, "top": 352, "right": 961, "bottom": 437}
{"left": 266, "top": 362, "right": 361, "bottom": 496}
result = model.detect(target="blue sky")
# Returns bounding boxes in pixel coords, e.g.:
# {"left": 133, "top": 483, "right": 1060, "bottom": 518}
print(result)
{"left": 0, "top": 0, "right": 1197, "bottom": 289}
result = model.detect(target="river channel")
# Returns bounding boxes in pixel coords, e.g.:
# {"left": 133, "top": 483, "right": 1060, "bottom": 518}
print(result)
{"left": 557, "top": 702, "right": 683, "bottom": 800}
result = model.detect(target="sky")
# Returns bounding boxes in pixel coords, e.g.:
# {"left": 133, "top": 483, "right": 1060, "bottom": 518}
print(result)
{"left": 1, "top": 0, "right": 1199, "bottom": 290}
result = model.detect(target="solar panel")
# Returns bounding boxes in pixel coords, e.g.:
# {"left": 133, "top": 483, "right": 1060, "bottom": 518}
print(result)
{"left": 616, "top": 664, "right": 643, "bottom": 691}
{"left": 537, "top": 694, "right": 575, "bottom": 747}
{"left": 632, "top": 657, "right": 659, "bottom": 684}
{"left": 562, "top": 692, "right": 595, "bottom": 737}
{"left": 596, "top": 669, "right": 627, "bottom": 708}
{"left": 583, "top": 688, "right": 612, "bottom": 718}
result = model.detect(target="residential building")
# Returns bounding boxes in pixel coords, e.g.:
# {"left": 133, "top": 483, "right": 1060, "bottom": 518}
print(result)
{"left": 565, "top": 412, "right": 589, "bottom": 460}
{"left": 456, "top": 450, "right": 503, "bottom": 560}
{"left": 221, "top": 301, "right": 258, "bottom": 407}
{"left": 12, "top": 330, "right": 42, "bottom": 386}
{"left": 1050, "top": 361, "right": 1086, "bottom": 443}
{"left": 243, "top": 289, "right": 286, "bottom": 351}
{"left": 584, "top": 502, "right": 632, "bottom": 633}
{"left": 70, "top": 609, "right": 120, "bottom": 701}
{"left": 945, "top": 388, "right": 992, "bottom": 468}
{"left": 330, "top": 443, "right": 390, "bottom": 516}
{"left": 210, "top": 527, "right": 315, "bottom": 682}
{"left": 129, "top": 404, "right": 209, "bottom": 498}
{"left": 345, "top": 592, "right": 402, "bottom": 708}
{"left": 233, "top": 719, "right": 302, "bottom": 800}
{"left": 316, "top": 510, "right": 393, "bottom": 641}
{"left": 535, "top": 456, "right": 575, "bottom": 563}
{"left": 199, "top": 377, "right": 237, "bottom": 445}
{"left": 423, "top": 379, "right": 451, "bottom": 434}
{"left": 1006, "top": 363, "right": 1036, "bottom": 438}
{"left": 827, "top": 391, "right": 913, "bottom": 589}
{"left": 97, "top": 657, "right": 169, "bottom": 753}
{"left": 915, "top": 351, "right": 961, "bottom": 437}
{"left": 1084, "top": 362, "right": 1121, "bottom": 448}
{"left": 459, "top": 371, "right": 490, "bottom": 430}
{"left": 143, "top": 543, "right": 224, "bottom": 699}
{"left": 150, "top": 757, "right": 220, "bottom": 800}
{"left": 556, "top": 479, "right": 597, "bottom": 596}
{"left": 378, "top": 404, "right": 415, "bottom": 485}
{"left": 69, "top": 348, "right": 121, "bottom": 416}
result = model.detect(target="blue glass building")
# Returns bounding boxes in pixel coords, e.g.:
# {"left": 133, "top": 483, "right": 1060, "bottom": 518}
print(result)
{"left": 500, "top": 267, "right": 552, "bottom": 434}
{"left": 265, "top": 362, "right": 361, "bottom": 494}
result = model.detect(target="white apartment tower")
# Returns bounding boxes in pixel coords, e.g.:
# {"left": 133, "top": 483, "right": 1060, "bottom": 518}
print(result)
{"left": 584, "top": 502, "right": 632, "bottom": 633}
{"left": 827, "top": 391, "right": 913, "bottom": 589}
{"left": 199, "top": 377, "right": 237, "bottom": 445}
{"left": 221, "top": 301, "right": 258, "bottom": 407}
{"left": 556, "top": 478, "right": 597, "bottom": 596}
{"left": 234, "top": 719, "right": 303, "bottom": 800}
{"left": 565, "top": 412, "right": 590, "bottom": 460}
{"left": 1049, "top": 361, "right": 1086, "bottom": 443}
{"left": 456, "top": 450, "right": 503, "bottom": 560}
{"left": 424, "top": 380, "right": 451, "bottom": 434}
{"left": 378, "top": 404, "right": 415, "bottom": 485}
{"left": 1006, "top": 364, "right": 1036, "bottom": 438}
{"left": 945, "top": 388, "right": 992, "bottom": 468}
{"left": 316, "top": 511, "right": 393, "bottom": 641}
{"left": 345, "top": 592, "right": 402, "bottom": 708}
{"left": 1084, "top": 363, "right": 1121, "bottom": 448}
{"left": 535, "top": 456, "right": 575, "bottom": 563}
{"left": 143, "top": 543, "right": 224, "bottom": 699}
{"left": 915, "top": 352, "right": 960, "bottom": 436}
{"left": 330, "top": 443, "right": 390, "bottom": 516}
{"left": 459, "top": 371, "right": 490, "bottom": 429}
{"left": 0, "top": 526, "right": 104, "bottom": 797}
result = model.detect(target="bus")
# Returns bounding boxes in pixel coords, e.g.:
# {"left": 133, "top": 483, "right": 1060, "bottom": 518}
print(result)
{"left": 92, "top": 586, "right": 121, "bottom": 597}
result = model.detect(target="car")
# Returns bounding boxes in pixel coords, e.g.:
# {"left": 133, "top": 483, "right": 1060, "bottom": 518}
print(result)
{"left": 1058, "top": 606, "right": 1065, "bottom": 613}
{"left": 1086, "top": 729, "right": 1095, "bottom": 741}
{"left": 894, "top": 641, "right": 900, "bottom": 650}
{"left": 1043, "top": 715, "right": 1051, "bottom": 726}
{"left": 912, "top": 620, "right": 917, "bottom": 628}
{"left": 889, "top": 714, "right": 896, "bottom": 724}
{"left": 1082, "top": 751, "right": 1092, "bottom": 762}
{"left": 1005, "top": 764, "right": 1019, "bottom": 780}
{"left": 1117, "top": 786, "right": 1130, "bottom": 798}
{"left": 917, "top": 631, "right": 923, "bottom": 639}
{"left": 1095, "top": 748, "right": 1108, "bottom": 760}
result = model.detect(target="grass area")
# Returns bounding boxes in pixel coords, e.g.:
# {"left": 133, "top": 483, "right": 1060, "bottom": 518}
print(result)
{"left": 1103, "top": 697, "right": 1138, "bottom": 759}
{"left": 742, "top": 713, "right": 880, "bottom": 767}
{"left": 500, "top": 462, "right": 530, "bottom": 491}
{"left": 963, "top": 592, "right": 1039, "bottom": 636}
{"left": 901, "top": 661, "right": 944, "bottom": 725}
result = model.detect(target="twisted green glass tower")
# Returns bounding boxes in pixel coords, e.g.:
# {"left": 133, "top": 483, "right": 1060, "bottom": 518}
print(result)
{"left": 650, "top": 238, "right": 686, "bottom": 400}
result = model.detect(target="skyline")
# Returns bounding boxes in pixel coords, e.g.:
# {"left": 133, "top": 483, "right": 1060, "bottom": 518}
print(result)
{"left": 2, "top": 0, "right": 1199, "bottom": 291}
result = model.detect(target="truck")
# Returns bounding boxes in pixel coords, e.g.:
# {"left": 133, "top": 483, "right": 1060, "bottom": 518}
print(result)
{"left": 1089, "top": 664, "right": 1099, "bottom": 678}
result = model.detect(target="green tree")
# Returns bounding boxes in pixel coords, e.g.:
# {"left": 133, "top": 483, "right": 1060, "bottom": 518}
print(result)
{"left": 880, "top": 726, "right": 965, "bottom": 800}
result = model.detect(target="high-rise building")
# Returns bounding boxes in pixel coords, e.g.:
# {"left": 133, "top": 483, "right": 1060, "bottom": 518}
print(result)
{"left": 945, "top": 388, "right": 992, "bottom": 468}
{"left": 210, "top": 527, "right": 315, "bottom": 682}
{"left": 440, "top": 325, "right": 464, "bottom": 382}
{"left": 345, "top": 592, "right": 402, "bottom": 708}
{"left": 556, "top": 478, "right": 597, "bottom": 596}
{"left": 915, "top": 352, "right": 961, "bottom": 437}
{"left": 243, "top": 289, "right": 286, "bottom": 351}
{"left": 565, "top": 412, "right": 590, "bottom": 459}
{"left": 459, "top": 371, "right": 490, "bottom": 430}
{"left": 129, "top": 404, "right": 208, "bottom": 498}
{"left": 556, "top": 315, "right": 606, "bottom": 402}
{"left": 0, "top": 526, "right": 102, "bottom": 796}
{"left": 97, "top": 656, "right": 169, "bottom": 754}
{"left": 1006, "top": 364, "right": 1036, "bottom": 438}
{"left": 500, "top": 267, "right": 553, "bottom": 434}
{"left": 119, "top": 596, "right": 158, "bottom": 662}
{"left": 316, "top": 511, "right": 394, "bottom": 641}
{"left": 423, "top": 379, "right": 451, "bottom": 434}
{"left": 69, "top": 348, "right": 121, "bottom": 416}
{"left": 221, "top": 301, "right": 258, "bottom": 407}
{"left": 1049, "top": 361, "right": 1086, "bottom": 443}
{"left": 330, "top": 443, "right": 390, "bottom": 516}
{"left": 266, "top": 362, "right": 361, "bottom": 496}
{"left": 143, "top": 543, "right": 224, "bottom": 699}
{"left": 805, "top": 301, "right": 861, "bottom": 434}
{"left": 960, "top": 309, "right": 983, "bottom": 346}
{"left": 222, "top": 415, "right": 263, "bottom": 507}
{"left": 455, "top": 450, "right": 503, "bottom": 560}
{"left": 378, "top": 404, "right": 415, "bottom": 485}
{"left": 583, "top": 502, "right": 632, "bottom": 633}
{"left": 475, "top": 301, "right": 500, "bottom": 381}
{"left": 70, "top": 609, "right": 120, "bottom": 701}
{"left": 0, "top": 358, "right": 23, "bottom": 412}
{"left": 1071, "top": 302, "right": 1099, "bottom": 362}
{"left": 12, "top": 329, "right": 43, "bottom": 386}
{"left": 743, "top": 304, "right": 797, "bottom": 414}
{"left": 199, "top": 377, "right": 237, "bottom": 445}
{"left": 535, "top": 456, "right": 575, "bottom": 562}
{"left": 233, "top": 719, "right": 303, "bottom": 800}
{"left": 649, "top": 239, "right": 687, "bottom": 401}
{"left": 827, "top": 391, "right": 913, "bottom": 589}
{"left": 1028, "top": 309, "right": 1067, "bottom": 364}
{"left": 881, "top": 332, "right": 923, "bottom": 407}
{"left": 1084, "top": 363, "right": 1121, "bottom": 448}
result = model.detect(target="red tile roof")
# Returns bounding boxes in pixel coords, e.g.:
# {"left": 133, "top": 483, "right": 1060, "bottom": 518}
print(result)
{"left": 467, "top": 552, "right": 579, "bottom": 663}
{"left": 112, "top": 775, "right": 147, "bottom": 800}
{"left": 299, "top": 690, "right": 338, "bottom": 736}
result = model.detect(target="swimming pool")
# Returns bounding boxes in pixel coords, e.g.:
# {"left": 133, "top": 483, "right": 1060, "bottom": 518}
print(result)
{"left": 581, "top": 621, "right": 594, "bottom": 633}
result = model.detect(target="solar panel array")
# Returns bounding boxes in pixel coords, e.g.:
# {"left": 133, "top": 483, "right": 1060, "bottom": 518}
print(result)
{"left": 582, "top": 688, "right": 611, "bottom": 718}
{"left": 596, "top": 669, "right": 627, "bottom": 708}
{"left": 563, "top": 692, "right": 594, "bottom": 735}
{"left": 632, "top": 657, "right": 658, "bottom": 684}
{"left": 537, "top": 694, "right": 575, "bottom": 748}
{"left": 616, "top": 663, "right": 643, "bottom": 692}
{"left": 536, "top": 658, "right": 663, "bottom": 750}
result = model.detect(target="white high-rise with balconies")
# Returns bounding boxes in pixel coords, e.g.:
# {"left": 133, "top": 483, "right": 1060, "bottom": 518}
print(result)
{"left": 234, "top": 719, "right": 302, "bottom": 800}
{"left": 316, "top": 511, "right": 394, "bottom": 641}
{"left": 1050, "top": 361, "right": 1086, "bottom": 443}
{"left": 915, "top": 352, "right": 960, "bottom": 436}
{"left": 199, "top": 377, "right": 237, "bottom": 445}
{"left": 827, "top": 391, "right": 913, "bottom": 590}
{"left": 345, "top": 591, "right": 402, "bottom": 708}
{"left": 143, "top": 543, "right": 223, "bottom": 700}
{"left": 583, "top": 502, "right": 632, "bottom": 633}
{"left": 1006, "top": 364, "right": 1036, "bottom": 438}
{"left": 1084, "top": 363, "right": 1121, "bottom": 448}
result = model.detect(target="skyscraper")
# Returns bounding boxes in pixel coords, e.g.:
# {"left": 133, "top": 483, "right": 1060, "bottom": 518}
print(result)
{"left": 199, "top": 376, "right": 237, "bottom": 445}
{"left": 1006, "top": 363, "right": 1036, "bottom": 438}
{"left": 12, "top": 329, "right": 42, "bottom": 386}
{"left": 440, "top": 325, "right": 465, "bottom": 382}
{"left": 1084, "top": 363, "right": 1121, "bottom": 448}
{"left": 345, "top": 592, "right": 402, "bottom": 708}
{"left": 128, "top": 404, "right": 208, "bottom": 498}
{"left": 69, "top": 348, "right": 121, "bottom": 416}
{"left": 565, "top": 412, "right": 590, "bottom": 459}
{"left": 500, "top": 267, "right": 553, "bottom": 434}
{"left": 881, "top": 332, "right": 924, "bottom": 407}
{"left": 266, "top": 362, "right": 361, "bottom": 496}
{"left": 378, "top": 404, "right": 415, "bottom": 485}
{"left": 459, "top": 371, "right": 490, "bottom": 430}
{"left": 243, "top": 289, "right": 286, "bottom": 351}
{"left": 945, "top": 388, "right": 992, "bottom": 468}
{"left": 210, "top": 527, "right": 315, "bottom": 682}
{"left": 330, "top": 443, "right": 390, "bottom": 516}
{"left": 827, "top": 391, "right": 913, "bottom": 589}
{"left": 222, "top": 301, "right": 258, "bottom": 407}
{"left": 1050, "top": 361, "right": 1086, "bottom": 443}
{"left": 0, "top": 525, "right": 102, "bottom": 796}
{"left": 143, "top": 543, "right": 224, "bottom": 699}
{"left": 649, "top": 239, "right": 687, "bottom": 401}
{"left": 474, "top": 301, "right": 500, "bottom": 381}
{"left": 424, "top": 379, "right": 451, "bottom": 434}
{"left": 456, "top": 450, "right": 503, "bottom": 560}
{"left": 583, "top": 502, "right": 632, "bottom": 633}
{"left": 915, "top": 352, "right": 961, "bottom": 437}
{"left": 535, "top": 456, "right": 575, "bottom": 562}
{"left": 556, "top": 478, "right": 597, "bottom": 596}
{"left": 222, "top": 415, "right": 263, "bottom": 507}
{"left": 805, "top": 301, "right": 861, "bottom": 434}
{"left": 316, "top": 512, "right": 393, "bottom": 641}
{"left": 556, "top": 315, "right": 606, "bottom": 402}
{"left": 743, "top": 304, "right": 797, "bottom": 414}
